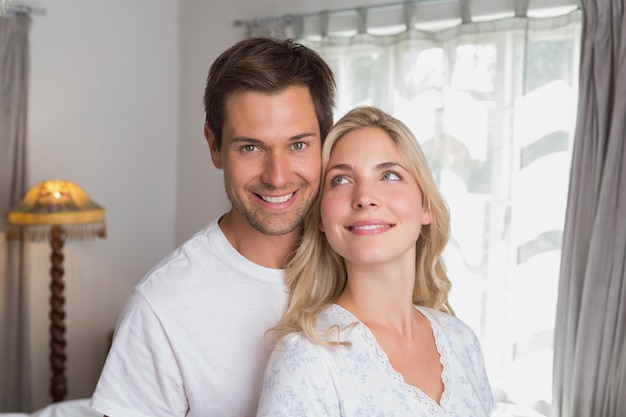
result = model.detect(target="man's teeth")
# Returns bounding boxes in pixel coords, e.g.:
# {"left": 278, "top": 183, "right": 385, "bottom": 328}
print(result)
{"left": 261, "top": 193, "right": 294, "bottom": 203}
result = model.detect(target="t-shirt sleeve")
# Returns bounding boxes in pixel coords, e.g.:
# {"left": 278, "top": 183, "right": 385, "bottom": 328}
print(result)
{"left": 256, "top": 334, "right": 341, "bottom": 417}
{"left": 90, "top": 289, "right": 188, "bottom": 417}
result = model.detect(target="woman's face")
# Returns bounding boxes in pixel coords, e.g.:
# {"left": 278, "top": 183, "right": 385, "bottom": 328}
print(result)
{"left": 320, "top": 127, "right": 431, "bottom": 268}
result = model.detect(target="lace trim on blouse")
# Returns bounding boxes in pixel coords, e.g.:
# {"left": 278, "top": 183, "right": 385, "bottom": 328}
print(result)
{"left": 326, "top": 304, "right": 452, "bottom": 416}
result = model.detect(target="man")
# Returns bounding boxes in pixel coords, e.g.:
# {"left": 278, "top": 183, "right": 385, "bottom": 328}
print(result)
{"left": 90, "top": 37, "right": 335, "bottom": 417}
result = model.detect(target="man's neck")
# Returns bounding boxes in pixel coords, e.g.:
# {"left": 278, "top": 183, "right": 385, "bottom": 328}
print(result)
{"left": 218, "top": 210, "right": 300, "bottom": 269}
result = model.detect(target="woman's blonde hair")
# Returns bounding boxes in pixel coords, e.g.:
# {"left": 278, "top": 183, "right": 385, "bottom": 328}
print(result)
{"left": 270, "top": 106, "right": 453, "bottom": 347}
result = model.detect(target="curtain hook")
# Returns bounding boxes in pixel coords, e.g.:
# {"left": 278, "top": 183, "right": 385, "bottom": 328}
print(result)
{"left": 514, "top": 0, "right": 530, "bottom": 17}
{"left": 403, "top": 2, "right": 416, "bottom": 30}
{"left": 319, "top": 9, "right": 329, "bottom": 37}
{"left": 356, "top": 7, "right": 367, "bottom": 34}
{"left": 459, "top": 0, "right": 472, "bottom": 24}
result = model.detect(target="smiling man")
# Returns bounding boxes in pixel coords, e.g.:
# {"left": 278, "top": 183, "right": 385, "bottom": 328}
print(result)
{"left": 208, "top": 85, "right": 323, "bottom": 268}
{"left": 90, "top": 38, "right": 335, "bottom": 417}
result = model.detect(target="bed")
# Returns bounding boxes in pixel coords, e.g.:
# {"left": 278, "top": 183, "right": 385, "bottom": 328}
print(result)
{"left": 0, "top": 399, "right": 99, "bottom": 417}
{"left": 0, "top": 398, "right": 546, "bottom": 417}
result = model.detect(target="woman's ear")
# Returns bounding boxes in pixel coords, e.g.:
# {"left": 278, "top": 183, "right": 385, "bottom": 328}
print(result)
{"left": 422, "top": 212, "right": 432, "bottom": 225}
{"left": 319, "top": 219, "right": 325, "bottom": 232}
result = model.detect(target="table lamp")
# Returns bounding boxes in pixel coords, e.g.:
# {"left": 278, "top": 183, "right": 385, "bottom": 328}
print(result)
{"left": 5, "top": 179, "right": 106, "bottom": 403}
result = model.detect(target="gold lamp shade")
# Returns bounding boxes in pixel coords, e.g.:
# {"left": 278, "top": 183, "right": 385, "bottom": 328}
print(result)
{"left": 6, "top": 179, "right": 106, "bottom": 240}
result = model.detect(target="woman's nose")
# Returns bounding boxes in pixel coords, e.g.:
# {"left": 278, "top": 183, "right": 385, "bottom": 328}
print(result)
{"left": 352, "top": 184, "right": 379, "bottom": 209}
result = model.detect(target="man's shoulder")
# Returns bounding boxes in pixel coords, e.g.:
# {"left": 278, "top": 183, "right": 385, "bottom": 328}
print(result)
{"left": 158, "top": 219, "right": 221, "bottom": 265}
{"left": 136, "top": 219, "right": 225, "bottom": 286}
{"left": 136, "top": 216, "right": 284, "bottom": 295}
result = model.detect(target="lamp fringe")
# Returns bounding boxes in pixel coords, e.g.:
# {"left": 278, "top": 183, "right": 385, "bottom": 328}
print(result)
{"left": 4, "top": 223, "right": 106, "bottom": 241}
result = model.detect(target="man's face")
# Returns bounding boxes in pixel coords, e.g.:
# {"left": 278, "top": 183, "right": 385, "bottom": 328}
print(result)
{"left": 207, "top": 85, "right": 322, "bottom": 236}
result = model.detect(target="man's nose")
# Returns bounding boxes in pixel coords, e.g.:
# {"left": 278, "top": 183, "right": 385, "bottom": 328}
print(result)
{"left": 261, "top": 152, "right": 290, "bottom": 187}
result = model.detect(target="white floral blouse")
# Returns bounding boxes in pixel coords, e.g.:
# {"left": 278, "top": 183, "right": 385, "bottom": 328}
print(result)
{"left": 257, "top": 304, "right": 494, "bottom": 417}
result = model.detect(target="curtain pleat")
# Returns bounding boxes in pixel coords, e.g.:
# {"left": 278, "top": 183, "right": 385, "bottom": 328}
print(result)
{"left": 0, "top": 14, "right": 29, "bottom": 221}
{"left": 0, "top": 13, "right": 31, "bottom": 412}
{"left": 551, "top": 0, "right": 626, "bottom": 415}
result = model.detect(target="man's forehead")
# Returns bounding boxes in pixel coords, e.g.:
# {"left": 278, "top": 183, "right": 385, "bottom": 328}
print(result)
{"left": 221, "top": 87, "right": 320, "bottom": 146}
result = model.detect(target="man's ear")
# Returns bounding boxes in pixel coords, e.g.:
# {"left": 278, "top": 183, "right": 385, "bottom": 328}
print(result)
{"left": 205, "top": 124, "right": 223, "bottom": 169}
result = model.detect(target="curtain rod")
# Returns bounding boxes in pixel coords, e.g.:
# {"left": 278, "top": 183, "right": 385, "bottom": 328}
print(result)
{"left": 234, "top": 0, "right": 455, "bottom": 27}
{"left": 5, "top": 4, "right": 46, "bottom": 15}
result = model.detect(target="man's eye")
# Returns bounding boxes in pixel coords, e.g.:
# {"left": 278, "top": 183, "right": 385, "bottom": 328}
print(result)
{"left": 292, "top": 142, "right": 306, "bottom": 151}
{"left": 242, "top": 145, "right": 257, "bottom": 152}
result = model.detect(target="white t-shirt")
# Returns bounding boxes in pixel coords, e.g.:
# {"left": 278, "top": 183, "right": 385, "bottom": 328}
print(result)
{"left": 257, "top": 304, "right": 494, "bottom": 417}
{"left": 90, "top": 218, "right": 287, "bottom": 417}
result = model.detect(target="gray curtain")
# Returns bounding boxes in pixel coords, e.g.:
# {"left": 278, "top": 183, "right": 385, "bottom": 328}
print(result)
{"left": 551, "top": 0, "right": 626, "bottom": 416}
{"left": 0, "top": 12, "right": 31, "bottom": 412}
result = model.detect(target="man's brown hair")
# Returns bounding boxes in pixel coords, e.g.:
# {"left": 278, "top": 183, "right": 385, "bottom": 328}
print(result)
{"left": 203, "top": 37, "right": 336, "bottom": 148}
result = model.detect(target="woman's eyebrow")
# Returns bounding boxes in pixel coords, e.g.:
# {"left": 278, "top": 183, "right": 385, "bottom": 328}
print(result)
{"left": 326, "top": 161, "right": 407, "bottom": 172}
{"left": 377, "top": 161, "right": 403, "bottom": 170}
{"left": 326, "top": 163, "right": 353, "bottom": 172}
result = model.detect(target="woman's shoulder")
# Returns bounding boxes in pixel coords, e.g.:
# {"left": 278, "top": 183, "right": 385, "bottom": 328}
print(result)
{"left": 269, "top": 332, "right": 326, "bottom": 372}
{"left": 273, "top": 304, "right": 361, "bottom": 352}
{"left": 316, "top": 304, "right": 362, "bottom": 341}
{"left": 415, "top": 305, "right": 480, "bottom": 342}
{"left": 318, "top": 304, "right": 358, "bottom": 328}
{"left": 274, "top": 305, "right": 353, "bottom": 349}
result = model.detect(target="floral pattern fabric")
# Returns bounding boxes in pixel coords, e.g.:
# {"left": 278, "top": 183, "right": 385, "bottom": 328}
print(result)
{"left": 257, "top": 304, "right": 494, "bottom": 417}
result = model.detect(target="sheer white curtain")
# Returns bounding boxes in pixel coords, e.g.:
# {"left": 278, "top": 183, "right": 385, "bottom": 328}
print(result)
{"left": 292, "top": 2, "right": 581, "bottom": 415}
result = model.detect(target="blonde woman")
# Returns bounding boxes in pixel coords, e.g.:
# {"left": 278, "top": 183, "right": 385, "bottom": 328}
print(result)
{"left": 257, "top": 106, "right": 494, "bottom": 417}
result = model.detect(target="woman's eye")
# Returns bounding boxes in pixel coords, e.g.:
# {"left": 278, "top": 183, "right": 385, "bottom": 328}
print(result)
{"left": 331, "top": 176, "right": 348, "bottom": 186}
{"left": 382, "top": 171, "right": 401, "bottom": 181}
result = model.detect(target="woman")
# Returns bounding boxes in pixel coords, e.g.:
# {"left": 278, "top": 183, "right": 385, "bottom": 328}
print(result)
{"left": 257, "top": 106, "right": 494, "bottom": 417}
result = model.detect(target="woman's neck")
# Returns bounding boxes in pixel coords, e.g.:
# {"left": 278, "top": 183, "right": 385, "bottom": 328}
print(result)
{"left": 336, "top": 261, "right": 417, "bottom": 334}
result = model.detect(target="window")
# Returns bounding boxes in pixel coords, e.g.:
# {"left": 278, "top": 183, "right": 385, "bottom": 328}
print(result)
{"left": 304, "top": 14, "right": 581, "bottom": 415}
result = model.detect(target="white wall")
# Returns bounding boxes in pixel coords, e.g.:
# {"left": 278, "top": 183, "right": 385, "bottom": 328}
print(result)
{"left": 27, "top": 0, "right": 178, "bottom": 410}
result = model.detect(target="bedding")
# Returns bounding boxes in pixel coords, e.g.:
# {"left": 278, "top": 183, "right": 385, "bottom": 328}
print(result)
{"left": 0, "top": 398, "right": 544, "bottom": 417}
{"left": 1, "top": 399, "right": 99, "bottom": 417}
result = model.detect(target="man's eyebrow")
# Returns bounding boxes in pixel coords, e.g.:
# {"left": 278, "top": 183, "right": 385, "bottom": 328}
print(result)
{"left": 230, "top": 132, "right": 318, "bottom": 144}
{"left": 231, "top": 136, "right": 263, "bottom": 144}
{"left": 290, "top": 132, "right": 318, "bottom": 141}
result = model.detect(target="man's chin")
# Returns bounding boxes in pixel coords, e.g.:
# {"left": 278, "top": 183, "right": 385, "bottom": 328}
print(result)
{"left": 248, "top": 216, "right": 302, "bottom": 237}
{"left": 254, "top": 225, "right": 300, "bottom": 237}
